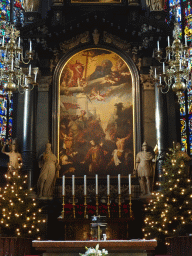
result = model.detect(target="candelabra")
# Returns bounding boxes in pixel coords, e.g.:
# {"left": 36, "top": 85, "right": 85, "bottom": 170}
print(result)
{"left": 152, "top": 20, "right": 190, "bottom": 98}
{"left": 0, "top": 23, "right": 38, "bottom": 98}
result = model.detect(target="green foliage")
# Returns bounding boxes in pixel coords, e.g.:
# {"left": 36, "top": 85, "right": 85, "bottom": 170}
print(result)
{"left": 143, "top": 144, "right": 192, "bottom": 240}
{"left": 0, "top": 172, "right": 45, "bottom": 238}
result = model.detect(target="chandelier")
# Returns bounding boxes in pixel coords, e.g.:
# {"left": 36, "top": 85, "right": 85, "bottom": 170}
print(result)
{"left": 152, "top": 20, "right": 190, "bottom": 98}
{"left": 0, "top": 23, "right": 38, "bottom": 98}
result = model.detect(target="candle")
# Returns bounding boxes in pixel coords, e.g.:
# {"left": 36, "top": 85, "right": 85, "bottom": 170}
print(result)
{"left": 159, "top": 75, "right": 162, "bottom": 84}
{"left": 96, "top": 174, "right": 98, "bottom": 195}
{"left": 168, "top": 36, "right": 170, "bottom": 47}
{"left": 62, "top": 175, "right": 65, "bottom": 196}
{"left": 84, "top": 175, "right": 87, "bottom": 196}
{"left": 2, "top": 36, "right": 4, "bottom": 47}
{"left": 163, "top": 62, "right": 165, "bottom": 74}
{"left": 154, "top": 68, "right": 157, "bottom": 79}
{"left": 129, "top": 174, "right": 131, "bottom": 195}
{"left": 157, "top": 41, "right": 160, "bottom": 51}
{"left": 34, "top": 73, "right": 37, "bottom": 83}
{"left": 185, "top": 35, "right": 187, "bottom": 46}
{"left": 118, "top": 174, "right": 121, "bottom": 194}
{"left": 72, "top": 175, "right": 75, "bottom": 195}
{"left": 28, "top": 64, "right": 31, "bottom": 76}
{"left": 107, "top": 175, "right": 110, "bottom": 195}
{"left": 11, "top": 58, "right": 14, "bottom": 71}
{"left": 29, "top": 40, "right": 32, "bottom": 52}
{"left": 18, "top": 37, "right": 20, "bottom": 48}
{"left": 179, "top": 59, "right": 182, "bottom": 70}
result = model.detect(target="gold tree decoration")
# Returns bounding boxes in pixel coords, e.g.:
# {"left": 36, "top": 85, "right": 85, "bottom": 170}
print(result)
{"left": 143, "top": 143, "right": 192, "bottom": 241}
{"left": 0, "top": 167, "right": 46, "bottom": 238}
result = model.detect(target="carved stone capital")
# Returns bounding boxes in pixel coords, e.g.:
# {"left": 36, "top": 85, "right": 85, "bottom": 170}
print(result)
{"left": 140, "top": 74, "right": 155, "bottom": 90}
{"left": 60, "top": 31, "right": 90, "bottom": 53}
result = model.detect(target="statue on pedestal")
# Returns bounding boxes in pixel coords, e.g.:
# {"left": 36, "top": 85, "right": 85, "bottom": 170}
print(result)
{"left": 2, "top": 139, "right": 22, "bottom": 175}
{"left": 37, "top": 143, "right": 60, "bottom": 198}
{"left": 135, "top": 141, "right": 154, "bottom": 196}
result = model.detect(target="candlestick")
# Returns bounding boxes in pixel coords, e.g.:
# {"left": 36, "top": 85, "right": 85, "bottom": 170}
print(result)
{"left": 95, "top": 174, "right": 98, "bottom": 195}
{"left": 129, "top": 194, "right": 133, "bottom": 219}
{"left": 62, "top": 175, "right": 65, "bottom": 196}
{"left": 11, "top": 58, "right": 14, "bottom": 71}
{"left": 168, "top": 36, "right": 170, "bottom": 47}
{"left": 159, "top": 75, "right": 162, "bottom": 84}
{"left": 129, "top": 174, "right": 131, "bottom": 195}
{"left": 118, "top": 174, "right": 121, "bottom": 194}
{"left": 157, "top": 41, "right": 160, "bottom": 51}
{"left": 84, "top": 195, "right": 87, "bottom": 218}
{"left": 118, "top": 194, "right": 121, "bottom": 218}
{"left": 61, "top": 195, "right": 65, "bottom": 219}
{"left": 73, "top": 195, "right": 76, "bottom": 218}
{"left": 107, "top": 175, "right": 110, "bottom": 195}
{"left": 96, "top": 195, "right": 99, "bottom": 215}
{"left": 179, "top": 59, "right": 182, "bottom": 70}
{"left": 107, "top": 195, "right": 110, "bottom": 218}
{"left": 72, "top": 175, "right": 75, "bottom": 196}
{"left": 84, "top": 175, "right": 87, "bottom": 196}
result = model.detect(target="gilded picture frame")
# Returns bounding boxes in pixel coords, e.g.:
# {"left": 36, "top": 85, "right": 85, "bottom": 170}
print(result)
{"left": 52, "top": 47, "right": 141, "bottom": 178}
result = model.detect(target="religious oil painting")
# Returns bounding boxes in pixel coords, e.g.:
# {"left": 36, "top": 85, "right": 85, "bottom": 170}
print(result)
{"left": 59, "top": 48, "right": 133, "bottom": 177}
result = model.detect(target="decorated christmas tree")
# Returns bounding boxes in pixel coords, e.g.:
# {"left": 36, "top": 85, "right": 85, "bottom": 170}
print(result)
{"left": 143, "top": 142, "right": 192, "bottom": 240}
{"left": 0, "top": 168, "right": 45, "bottom": 238}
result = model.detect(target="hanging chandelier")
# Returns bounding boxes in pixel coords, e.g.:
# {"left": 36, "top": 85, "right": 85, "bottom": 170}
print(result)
{"left": 0, "top": 23, "right": 38, "bottom": 98}
{"left": 152, "top": 20, "right": 191, "bottom": 98}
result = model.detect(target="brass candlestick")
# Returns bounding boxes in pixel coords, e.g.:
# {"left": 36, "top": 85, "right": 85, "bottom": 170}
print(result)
{"left": 84, "top": 195, "right": 87, "bottom": 218}
{"left": 96, "top": 195, "right": 99, "bottom": 215}
{"left": 107, "top": 195, "right": 110, "bottom": 218}
{"left": 118, "top": 194, "right": 121, "bottom": 218}
{"left": 61, "top": 195, "right": 65, "bottom": 219}
{"left": 73, "top": 195, "right": 76, "bottom": 219}
{"left": 129, "top": 194, "right": 133, "bottom": 219}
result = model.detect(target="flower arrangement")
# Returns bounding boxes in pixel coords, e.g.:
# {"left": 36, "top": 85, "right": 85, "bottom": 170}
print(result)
{"left": 80, "top": 244, "right": 108, "bottom": 256}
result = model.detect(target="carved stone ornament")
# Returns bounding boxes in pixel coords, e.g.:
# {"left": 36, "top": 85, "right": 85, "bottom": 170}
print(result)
{"left": 92, "top": 29, "right": 100, "bottom": 45}
{"left": 146, "top": 0, "right": 164, "bottom": 11}
{"left": 60, "top": 31, "right": 90, "bottom": 53}
{"left": 103, "top": 31, "right": 131, "bottom": 52}
{"left": 140, "top": 74, "right": 155, "bottom": 90}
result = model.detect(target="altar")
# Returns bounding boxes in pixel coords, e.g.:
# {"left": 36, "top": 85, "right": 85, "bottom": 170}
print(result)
{"left": 32, "top": 239, "right": 157, "bottom": 256}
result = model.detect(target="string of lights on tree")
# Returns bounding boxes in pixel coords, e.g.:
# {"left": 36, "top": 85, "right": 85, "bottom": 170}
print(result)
{"left": 0, "top": 158, "right": 46, "bottom": 238}
{"left": 143, "top": 143, "right": 192, "bottom": 242}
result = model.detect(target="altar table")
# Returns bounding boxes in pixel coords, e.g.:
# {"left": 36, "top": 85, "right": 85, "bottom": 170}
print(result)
{"left": 32, "top": 239, "right": 157, "bottom": 256}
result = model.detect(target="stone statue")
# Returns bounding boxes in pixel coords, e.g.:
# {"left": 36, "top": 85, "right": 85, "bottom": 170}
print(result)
{"left": 2, "top": 139, "right": 22, "bottom": 174}
{"left": 37, "top": 143, "right": 60, "bottom": 198}
{"left": 136, "top": 141, "right": 154, "bottom": 196}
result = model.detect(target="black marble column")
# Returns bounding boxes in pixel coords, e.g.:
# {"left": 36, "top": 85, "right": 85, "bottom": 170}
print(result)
{"left": 22, "top": 86, "right": 37, "bottom": 189}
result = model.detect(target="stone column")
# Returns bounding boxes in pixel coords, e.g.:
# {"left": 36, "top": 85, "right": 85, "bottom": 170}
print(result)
{"left": 155, "top": 84, "right": 168, "bottom": 187}
{"left": 22, "top": 85, "right": 37, "bottom": 189}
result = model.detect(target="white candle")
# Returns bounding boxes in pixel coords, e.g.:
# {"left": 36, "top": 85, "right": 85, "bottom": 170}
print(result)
{"left": 163, "top": 62, "right": 165, "bottom": 74}
{"left": 29, "top": 40, "right": 32, "bottom": 52}
{"left": 154, "top": 68, "right": 157, "bottom": 78}
{"left": 157, "top": 41, "right": 160, "bottom": 51}
{"left": 118, "top": 174, "right": 121, "bottom": 194}
{"left": 84, "top": 175, "right": 87, "bottom": 196}
{"left": 28, "top": 64, "right": 31, "bottom": 76}
{"left": 2, "top": 36, "right": 4, "bottom": 47}
{"left": 179, "top": 59, "right": 182, "bottom": 70}
{"left": 159, "top": 75, "right": 162, "bottom": 84}
{"left": 185, "top": 35, "right": 187, "bottom": 46}
{"left": 11, "top": 58, "right": 14, "bottom": 71}
{"left": 168, "top": 36, "right": 170, "bottom": 47}
{"left": 96, "top": 174, "right": 98, "bottom": 195}
{"left": 72, "top": 175, "right": 75, "bottom": 195}
{"left": 18, "top": 37, "right": 20, "bottom": 48}
{"left": 62, "top": 175, "right": 65, "bottom": 196}
{"left": 34, "top": 73, "right": 37, "bottom": 83}
{"left": 107, "top": 175, "right": 110, "bottom": 195}
{"left": 129, "top": 174, "right": 131, "bottom": 195}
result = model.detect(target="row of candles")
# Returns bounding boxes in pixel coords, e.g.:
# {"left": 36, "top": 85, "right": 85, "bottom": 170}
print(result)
{"left": 61, "top": 174, "right": 132, "bottom": 196}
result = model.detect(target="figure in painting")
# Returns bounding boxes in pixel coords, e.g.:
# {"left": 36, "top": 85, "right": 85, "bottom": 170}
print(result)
{"left": 135, "top": 141, "right": 154, "bottom": 196}
{"left": 68, "top": 60, "right": 84, "bottom": 87}
{"left": 88, "top": 59, "right": 113, "bottom": 81}
{"left": 2, "top": 139, "right": 22, "bottom": 175}
{"left": 37, "top": 143, "right": 60, "bottom": 198}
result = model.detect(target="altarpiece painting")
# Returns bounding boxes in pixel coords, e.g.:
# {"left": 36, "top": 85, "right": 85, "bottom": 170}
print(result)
{"left": 59, "top": 48, "right": 134, "bottom": 177}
